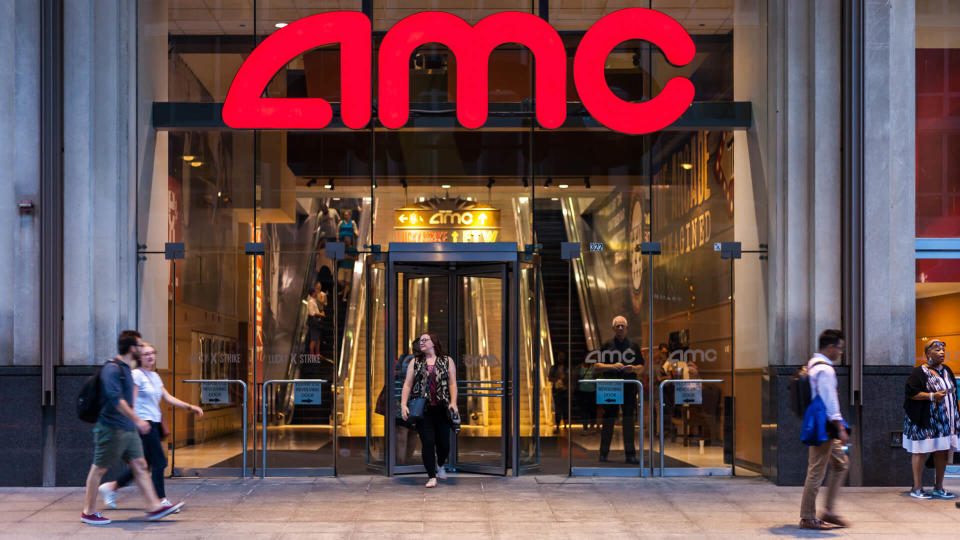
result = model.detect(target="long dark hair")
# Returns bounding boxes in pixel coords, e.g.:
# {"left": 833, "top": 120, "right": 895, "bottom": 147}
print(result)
{"left": 414, "top": 332, "right": 445, "bottom": 362}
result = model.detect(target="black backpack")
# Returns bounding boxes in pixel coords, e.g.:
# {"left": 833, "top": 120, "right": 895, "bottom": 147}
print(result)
{"left": 76, "top": 359, "right": 121, "bottom": 423}
{"left": 788, "top": 360, "right": 827, "bottom": 418}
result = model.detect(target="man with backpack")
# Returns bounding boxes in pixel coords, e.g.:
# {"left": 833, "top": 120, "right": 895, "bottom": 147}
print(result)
{"left": 798, "top": 329, "right": 850, "bottom": 530}
{"left": 80, "top": 330, "right": 183, "bottom": 525}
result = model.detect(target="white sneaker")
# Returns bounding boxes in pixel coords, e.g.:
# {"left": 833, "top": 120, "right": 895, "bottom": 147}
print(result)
{"left": 160, "top": 498, "right": 180, "bottom": 513}
{"left": 436, "top": 466, "right": 447, "bottom": 480}
{"left": 98, "top": 484, "right": 116, "bottom": 509}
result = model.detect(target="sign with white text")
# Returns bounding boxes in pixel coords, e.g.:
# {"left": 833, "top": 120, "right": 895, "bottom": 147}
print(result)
{"left": 201, "top": 382, "right": 230, "bottom": 405}
{"left": 294, "top": 382, "right": 323, "bottom": 405}
{"left": 675, "top": 382, "right": 702, "bottom": 405}
{"left": 596, "top": 381, "right": 624, "bottom": 405}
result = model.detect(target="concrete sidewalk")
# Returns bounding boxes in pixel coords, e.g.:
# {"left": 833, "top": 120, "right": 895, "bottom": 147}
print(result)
{"left": 1, "top": 475, "right": 958, "bottom": 539}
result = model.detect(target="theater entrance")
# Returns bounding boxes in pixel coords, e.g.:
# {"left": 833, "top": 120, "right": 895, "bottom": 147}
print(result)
{"left": 366, "top": 243, "right": 541, "bottom": 476}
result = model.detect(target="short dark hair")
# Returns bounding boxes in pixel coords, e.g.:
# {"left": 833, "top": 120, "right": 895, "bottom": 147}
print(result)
{"left": 118, "top": 329, "right": 142, "bottom": 355}
{"left": 818, "top": 329, "right": 844, "bottom": 351}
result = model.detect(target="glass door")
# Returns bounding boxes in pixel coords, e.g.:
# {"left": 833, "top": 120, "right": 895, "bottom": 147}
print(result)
{"left": 451, "top": 264, "right": 510, "bottom": 475}
{"left": 389, "top": 266, "right": 451, "bottom": 474}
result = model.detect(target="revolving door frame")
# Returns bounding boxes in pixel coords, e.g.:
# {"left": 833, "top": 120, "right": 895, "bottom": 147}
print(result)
{"left": 376, "top": 242, "right": 538, "bottom": 477}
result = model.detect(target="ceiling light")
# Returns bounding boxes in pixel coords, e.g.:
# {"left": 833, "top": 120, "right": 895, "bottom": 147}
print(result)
{"left": 681, "top": 163, "right": 693, "bottom": 170}
{"left": 323, "top": 184, "right": 332, "bottom": 189}
{"left": 558, "top": 184, "right": 569, "bottom": 189}
{"left": 441, "top": 184, "right": 451, "bottom": 189}
{"left": 275, "top": 22, "right": 287, "bottom": 28}
{"left": 190, "top": 161, "right": 202, "bottom": 167}
{"left": 551, "top": 197, "right": 559, "bottom": 201}
{"left": 332, "top": 197, "right": 341, "bottom": 201}
{"left": 182, "top": 155, "right": 195, "bottom": 161}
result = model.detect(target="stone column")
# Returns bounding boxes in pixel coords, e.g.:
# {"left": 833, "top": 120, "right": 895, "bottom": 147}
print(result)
{"left": 62, "top": 0, "right": 138, "bottom": 366}
{"left": 861, "top": 0, "right": 915, "bottom": 367}
{"left": 762, "top": 0, "right": 846, "bottom": 485}
{"left": 0, "top": 0, "right": 42, "bottom": 367}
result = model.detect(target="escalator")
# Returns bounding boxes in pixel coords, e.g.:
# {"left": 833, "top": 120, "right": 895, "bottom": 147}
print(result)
{"left": 533, "top": 201, "right": 589, "bottom": 372}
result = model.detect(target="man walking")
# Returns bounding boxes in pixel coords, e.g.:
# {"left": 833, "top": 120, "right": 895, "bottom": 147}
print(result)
{"left": 595, "top": 316, "right": 645, "bottom": 464}
{"left": 81, "top": 330, "right": 183, "bottom": 525}
{"left": 799, "top": 329, "right": 850, "bottom": 530}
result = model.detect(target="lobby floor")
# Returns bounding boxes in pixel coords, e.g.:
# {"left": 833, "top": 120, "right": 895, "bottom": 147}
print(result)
{"left": 2, "top": 475, "right": 958, "bottom": 538}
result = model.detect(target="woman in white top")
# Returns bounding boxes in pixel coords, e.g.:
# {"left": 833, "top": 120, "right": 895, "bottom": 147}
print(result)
{"left": 98, "top": 342, "right": 203, "bottom": 508}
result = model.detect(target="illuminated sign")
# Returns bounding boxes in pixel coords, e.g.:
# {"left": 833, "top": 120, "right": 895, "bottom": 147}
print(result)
{"left": 223, "top": 9, "right": 695, "bottom": 135}
{"left": 394, "top": 198, "right": 500, "bottom": 243}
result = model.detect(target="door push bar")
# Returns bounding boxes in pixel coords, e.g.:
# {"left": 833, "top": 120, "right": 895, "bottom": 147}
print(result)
{"left": 183, "top": 379, "right": 249, "bottom": 478}
{"left": 459, "top": 380, "right": 506, "bottom": 398}
{"left": 658, "top": 379, "right": 723, "bottom": 477}
{"left": 577, "top": 379, "right": 644, "bottom": 470}
{"left": 261, "top": 379, "right": 328, "bottom": 478}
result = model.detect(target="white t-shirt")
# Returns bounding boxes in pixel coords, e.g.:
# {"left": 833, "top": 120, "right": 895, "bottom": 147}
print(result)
{"left": 132, "top": 369, "right": 164, "bottom": 422}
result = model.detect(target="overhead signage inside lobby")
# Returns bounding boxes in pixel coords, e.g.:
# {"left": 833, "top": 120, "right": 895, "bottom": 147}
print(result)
{"left": 222, "top": 9, "right": 695, "bottom": 135}
{"left": 395, "top": 198, "right": 500, "bottom": 243}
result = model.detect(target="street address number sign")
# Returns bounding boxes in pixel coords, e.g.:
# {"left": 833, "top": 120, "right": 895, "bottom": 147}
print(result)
{"left": 223, "top": 9, "right": 695, "bottom": 135}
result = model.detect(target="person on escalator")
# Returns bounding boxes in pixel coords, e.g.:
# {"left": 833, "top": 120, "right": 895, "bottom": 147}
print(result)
{"left": 306, "top": 283, "right": 324, "bottom": 357}
{"left": 336, "top": 236, "right": 359, "bottom": 302}
{"left": 338, "top": 208, "right": 357, "bottom": 242}
{"left": 595, "top": 315, "right": 645, "bottom": 464}
{"left": 317, "top": 203, "right": 339, "bottom": 245}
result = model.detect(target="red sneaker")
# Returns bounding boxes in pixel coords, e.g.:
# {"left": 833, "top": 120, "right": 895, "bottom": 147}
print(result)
{"left": 81, "top": 512, "right": 111, "bottom": 525}
{"left": 146, "top": 501, "right": 184, "bottom": 521}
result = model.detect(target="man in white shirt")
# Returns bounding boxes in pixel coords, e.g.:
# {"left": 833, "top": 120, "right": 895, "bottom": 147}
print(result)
{"left": 799, "top": 329, "right": 850, "bottom": 530}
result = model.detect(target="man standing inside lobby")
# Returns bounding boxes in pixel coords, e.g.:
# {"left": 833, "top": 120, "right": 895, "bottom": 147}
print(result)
{"left": 595, "top": 316, "right": 645, "bottom": 464}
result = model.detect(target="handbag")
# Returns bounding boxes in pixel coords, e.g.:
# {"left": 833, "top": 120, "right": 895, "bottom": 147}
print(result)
{"left": 406, "top": 397, "right": 427, "bottom": 425}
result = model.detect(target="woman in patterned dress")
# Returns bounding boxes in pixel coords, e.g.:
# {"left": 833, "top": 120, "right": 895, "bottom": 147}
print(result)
{"left": 400, "top": 332, "right": 459, "bottom": 488}
{"left": 903, "top": 339, "right": 959, "bottom": 499}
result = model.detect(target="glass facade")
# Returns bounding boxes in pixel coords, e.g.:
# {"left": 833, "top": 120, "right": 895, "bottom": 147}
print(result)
{"left": 915, "top": 1, "right": 960, "bottom": 376}
{"left": 137, "top": 0, "right": 767, "bottom": 476}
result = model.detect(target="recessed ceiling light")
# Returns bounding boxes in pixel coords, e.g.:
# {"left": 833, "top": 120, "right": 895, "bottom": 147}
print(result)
{"left": 182, "top": 155, "right": 195, "bottom": 161}
{"left": 275, "top": 22, "right": 287, "bottom": 28}
{"left": 681, "top": 163, "right": 693, "bottom": 170}
{"left": 558, "top": 184, "right": 569, "bottom": 189}
{"left": 441, "top": 184, "right": 451, "bottom": 189}
{"left": 190, "top": 161, "right": 202, "bottom": 167}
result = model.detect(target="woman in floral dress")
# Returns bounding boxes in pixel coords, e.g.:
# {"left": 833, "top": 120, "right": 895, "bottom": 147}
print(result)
{"left": 903, "top": 339, "right": 959, "bottom": 499}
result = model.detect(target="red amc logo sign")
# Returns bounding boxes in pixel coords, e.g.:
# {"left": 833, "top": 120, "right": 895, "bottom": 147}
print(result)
{"left": 223, "top": 9, "right": 695, "bottom": 135}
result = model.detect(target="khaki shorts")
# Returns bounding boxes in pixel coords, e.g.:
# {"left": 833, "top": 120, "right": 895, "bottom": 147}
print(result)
{"left": 93, "top": 423, "right": 144, "bottom": 467}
